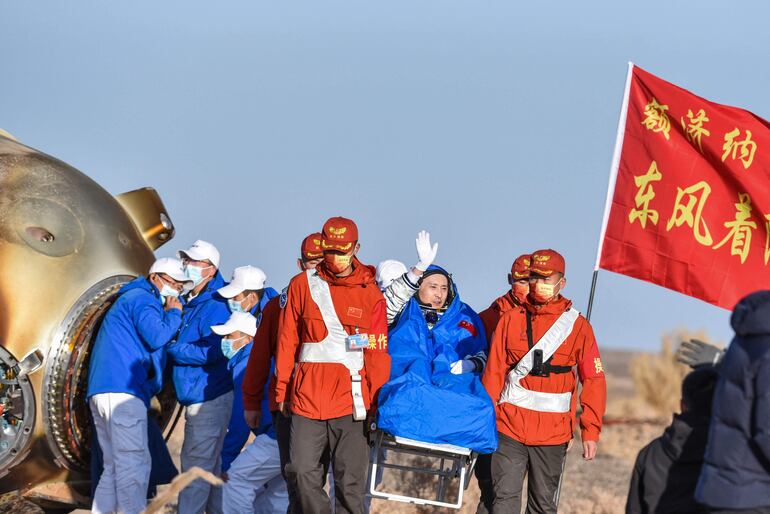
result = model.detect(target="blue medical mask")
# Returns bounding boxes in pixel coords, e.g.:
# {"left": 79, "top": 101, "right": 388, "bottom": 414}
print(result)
{"left": 159, "top": 284, "right": 180, "bottom": 299}
{"left": 228, "top": 299, "right": 245, "bottom": 313}
{"left": 221, "top": 335, "right": 249, "bottom": 360}
{"left": 220, "top": 338, "right": 237, "bottom": 359}
{"left": 185, "top": 264, "right": 211, "bottom": 287}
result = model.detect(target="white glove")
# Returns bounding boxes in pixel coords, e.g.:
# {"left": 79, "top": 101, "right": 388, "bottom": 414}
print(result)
{"left": 414, "top": 230, "right": 439, "bottom": 272}
{"left": 450, "top": 359, "right": 475, "bottom": 375}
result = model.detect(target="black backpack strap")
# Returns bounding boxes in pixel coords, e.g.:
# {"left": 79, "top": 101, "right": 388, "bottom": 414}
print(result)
{"left": 526, "top": 310, "right": 572, "bottom": 376}
{"left": 542, "top": 361, "right": 573, "bottom": 374}
{"left": 526, "top": 310, "right": 534, "bottom": 350}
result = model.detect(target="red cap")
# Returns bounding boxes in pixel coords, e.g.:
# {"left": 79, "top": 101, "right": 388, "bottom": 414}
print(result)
{"left": 301, "top": 232, "right": 323, "bottom": 260}
{"left": 321, "top": 217, "right": 358, "bottom": 252}
{"left": 529, "top": 249, "right": 565, "bottom": 277}
{"left": 511, "top": 254, "right": 531, "bottom": 280}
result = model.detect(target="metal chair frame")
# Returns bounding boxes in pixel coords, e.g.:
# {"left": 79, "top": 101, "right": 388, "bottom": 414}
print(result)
{"left": 368, "top": 431, "right": 477, "bottom": 510}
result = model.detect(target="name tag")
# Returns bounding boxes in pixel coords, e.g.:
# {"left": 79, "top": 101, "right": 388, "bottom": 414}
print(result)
{"left": 346, "top": 333, "right": 369, "bottom": 350}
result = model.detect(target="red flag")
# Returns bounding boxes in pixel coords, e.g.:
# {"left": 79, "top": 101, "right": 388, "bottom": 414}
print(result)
{"left": 596, "top": 63, "right": 770, "bottom": 310}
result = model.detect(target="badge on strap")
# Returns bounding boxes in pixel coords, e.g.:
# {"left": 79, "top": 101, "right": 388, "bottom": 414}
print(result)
{"left": 346, "top": 333, "right": 369, "bottom": 350}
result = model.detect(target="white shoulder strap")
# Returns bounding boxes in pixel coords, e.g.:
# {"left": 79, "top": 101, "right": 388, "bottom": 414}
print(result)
{"left": 512, "top": 308, "right": 580, "bottom": 380}
{"left": 301, "top": 270, "right": 351, "bottom": 360}
{"left": 298, "top": 270, "right": 367, "bottom": 420}
{"left": 498, "top": 308, "right": 580, "bottom": 413}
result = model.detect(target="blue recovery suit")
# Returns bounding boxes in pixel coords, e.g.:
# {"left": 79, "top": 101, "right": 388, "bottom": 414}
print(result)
{"left": 220, "top": 288, "right": 279, "bottom": 473}
{"left": 87, "top": 276, "right": 180, "bottom": 495}
{"left": 377, "top": 279, "right": 498, "bottom": 453}
{"left": 167, "top": 272, "right": 233, "bottom": 406}
{"left": 87, "top": 276, "right": 182, "bottom": 406}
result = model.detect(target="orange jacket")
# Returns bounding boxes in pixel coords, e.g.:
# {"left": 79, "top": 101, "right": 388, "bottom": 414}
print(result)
{"left": 274, "top": 260, "right": 390, "bottom": 420}
{"left": 478, "top": 291, "right": 522, "bottom": 344}
{"left": 482, "top": 296, "right": 606, "bottom": 445}
{"left": 242, "top": 295, "right": 281, "bottom": 413}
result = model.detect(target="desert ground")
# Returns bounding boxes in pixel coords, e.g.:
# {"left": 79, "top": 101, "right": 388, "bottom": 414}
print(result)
{"left": 368, "top": 348, "right": 675, "bottom": 514}
{"left": 2, "top": 341, "right": 694, "bottom": 513}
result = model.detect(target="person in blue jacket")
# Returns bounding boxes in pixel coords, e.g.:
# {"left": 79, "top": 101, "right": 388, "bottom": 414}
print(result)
{"left": 377, "top": 265, "right": 498, "bottom": 453}
{"left": 219, "top": 284, "right": 278, "bottom": 472}
{"left": 86, "top": 257, "right": 190, "bottom": 514}
{"left": 212, "top": 309, "right": 288, "bottom": 514}
{"left": 167, "top": 239, "right": 233, "bottom": 514}
{"left": 695, "top": 290, "right": 770, "bottom": 513}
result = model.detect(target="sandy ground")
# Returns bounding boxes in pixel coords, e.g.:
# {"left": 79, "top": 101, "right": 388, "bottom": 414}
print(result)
{"left": 51, "top": 349, "right": 667, "bottom": 513}
{"left": 368, "top": 349, "right": 667, "bottom": 514}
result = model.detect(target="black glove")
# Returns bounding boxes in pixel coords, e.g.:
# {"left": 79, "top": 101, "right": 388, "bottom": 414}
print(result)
{"left": 676, "top": 339, "right": 724, "bottom": 368}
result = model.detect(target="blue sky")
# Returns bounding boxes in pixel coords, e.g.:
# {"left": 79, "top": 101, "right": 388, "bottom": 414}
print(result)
{"left": 3, "top": 1, "right": 769, "bottom": 349}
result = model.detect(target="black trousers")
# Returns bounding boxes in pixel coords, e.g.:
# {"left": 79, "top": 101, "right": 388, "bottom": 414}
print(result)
{"left": 710, "top": 509, "right": 770, "bottom": 514}
{"left": 273, "top": 411, "right": 301, "bottom": 514}
{"left": 475, "top": 453, "right": 495, "bottom": 514}
{"left": 490, "top": 432, "right": 567, "bottom": 514}
{"left": 287, "top": 414, "right": 369, "bottom": 514}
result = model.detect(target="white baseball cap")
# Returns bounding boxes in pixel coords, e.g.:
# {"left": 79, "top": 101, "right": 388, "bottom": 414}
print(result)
{"left": 211, "top": 311, "right": 258, "bottom": 337}
{"left": 149, "top": 257, "right": 193, "bottom": 285}
{"left": 376, "top": 260, "right": 408, "bottom": 290}
{"left": 218, "top": 265, "right": 268, "bottom": 299}
{"left": 177, "top": 240, "right": 221, "bottom": 268}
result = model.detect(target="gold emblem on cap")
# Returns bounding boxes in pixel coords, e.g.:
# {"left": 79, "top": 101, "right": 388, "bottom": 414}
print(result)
{"left": 321, "top": 240, "right": 353, "bottom": 251}
{"left": 533, "top": 254, "right": 551, "bottom": 262}
{"left": 328, "top": 226, "right": 347, "bottom": 237}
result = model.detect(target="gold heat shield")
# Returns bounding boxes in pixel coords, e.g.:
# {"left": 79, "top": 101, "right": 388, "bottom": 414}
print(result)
{"left": 0, "top": 133, "right": 178, "bottom": 507}
{"left": 116, "top": 188, "right": 175, "bottom": 250}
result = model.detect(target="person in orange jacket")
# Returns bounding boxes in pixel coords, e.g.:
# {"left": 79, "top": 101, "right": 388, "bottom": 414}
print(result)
{"left": 482, "top": 249, "right": 606, "bottom": 514}
{"left": 479, "top": 254, "right": 532, "bottom": 344}
{"left": 241, "top": 232, "right": 324, "bottom": 514}
{"left": 475, "top": 253, "right": 531, "bottom": 514}
{"left": 275, "top": 216, "right": 390, "bottom": 514}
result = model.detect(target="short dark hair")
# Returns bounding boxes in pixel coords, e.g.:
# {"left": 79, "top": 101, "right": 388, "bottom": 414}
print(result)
{"left": 681, "top": 367, "right": 718, "bottom": 416}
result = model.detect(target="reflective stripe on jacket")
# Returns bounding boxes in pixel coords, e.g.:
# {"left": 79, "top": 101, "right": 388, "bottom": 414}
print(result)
{"left": 274, "top": 260, "right": 390, "bottom": 420}
{"left": 482, "top": 296, "right": 606, "bottom": 445}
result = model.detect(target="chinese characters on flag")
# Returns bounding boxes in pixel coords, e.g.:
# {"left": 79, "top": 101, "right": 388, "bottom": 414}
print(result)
{"left": 597, "top": 64, "right": 770, "bottom": 310}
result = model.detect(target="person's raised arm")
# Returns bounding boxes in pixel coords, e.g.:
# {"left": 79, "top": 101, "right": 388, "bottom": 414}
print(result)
{"left": 383, "top": 231, "right": 438, "bottom": 324}
{"left": 676, "top": 338, "right": 724, "bottom": 368}
{"left": 134, "top": 296, "right": 183, "bottom": 351}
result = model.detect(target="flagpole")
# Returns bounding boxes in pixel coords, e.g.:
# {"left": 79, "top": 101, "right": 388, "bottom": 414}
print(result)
{"left": 586, "top": 270, "right": 599, "bottom": 322}
{"left": 586, "top": 61, "right": 635, "bottom": 320}
{"left": 557, "top": 62, "right": 636, "bottom": 509}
